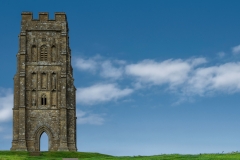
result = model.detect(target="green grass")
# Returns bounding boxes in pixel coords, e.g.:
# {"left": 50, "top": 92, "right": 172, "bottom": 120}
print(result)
{"left": 1, "top": 151, "right": 240, "bottom": 160}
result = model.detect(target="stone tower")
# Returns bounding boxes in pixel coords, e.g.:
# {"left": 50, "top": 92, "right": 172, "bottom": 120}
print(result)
{"left": 11, "top": 12, "right": 77, "bottom": 151}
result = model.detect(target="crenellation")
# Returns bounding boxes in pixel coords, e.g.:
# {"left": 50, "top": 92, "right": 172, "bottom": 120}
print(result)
{"left": 21, "top": 12, "right": 66, "bottom": 22}
{"left": 39, "top": 12, "right": 49, "bottom": 21}
{"left": 21, "top": 12, "right": 33, "bottom": 21}
{"left": 55, "top": 12, "right": 66, "bottom": 21}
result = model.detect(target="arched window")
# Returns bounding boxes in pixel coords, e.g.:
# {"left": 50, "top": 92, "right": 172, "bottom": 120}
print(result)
{"left": 32, "top": 90, "right": 36, "bottom": 106}
{"left": 41, "top": 72, "right": 47, "bottom": 89}
{"left": 51, "top": 45, "right": 56, "bottom": 62}
{"left": 40, "top": 45, "right": 48, "bottom": 61}
{"left": 41, "top": 94, "right": 47, "bottom": 105}
{"left": 52, "top": 73, "right": 56, "bottom": 89}
{"left": 32, "top": 72, "right": 37, "bottom": 89}
{"left": 31, "top": 45, "right": 37, "bottom": 62}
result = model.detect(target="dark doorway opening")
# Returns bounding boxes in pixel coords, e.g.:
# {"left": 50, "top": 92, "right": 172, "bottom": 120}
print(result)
{"left": 40, "top": 132, "right": 48, "bottom": 151}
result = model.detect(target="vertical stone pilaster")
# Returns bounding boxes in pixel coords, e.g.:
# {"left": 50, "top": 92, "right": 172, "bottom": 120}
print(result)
{"left": 17, "top": 70, "right": 27, "bottom": 150}
{"left": 58, "top": 108, "right": 69, "bottom": 151}
{"left": 67, "top": 109, "right": 77, "bottom": 151}
{"left": 19, "top": 74, "right": 25, "bottom": 106}
{"left": 10, "top": 109, "right": 19, "bottom": 150}
{"left": 58, "top": 73, "right": 69, "bottom": 151}
{"left": 17, "top": 107, "right": 27, "bottom": 150}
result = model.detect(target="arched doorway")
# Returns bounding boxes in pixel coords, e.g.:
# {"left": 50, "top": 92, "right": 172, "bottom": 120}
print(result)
{"left": 34, "top": 126, "right": 53, "bottom": 151}
{"left": 40, "top": 132, "right": 48, "bottom": 151}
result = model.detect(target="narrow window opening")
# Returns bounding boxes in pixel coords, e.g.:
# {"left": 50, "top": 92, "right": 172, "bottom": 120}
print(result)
{"left": 40, "top": 45, "right": 48, "bottom": 61}
{"left": 41, "top": 94, "right": 47, "bottom": 105}
{"left": 41, "top": 73, "right": 47, "bottom": 89}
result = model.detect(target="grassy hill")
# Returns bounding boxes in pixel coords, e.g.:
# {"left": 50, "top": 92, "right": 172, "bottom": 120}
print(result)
{"left": 1, "top": 151, "right": 240, "bottom": 159}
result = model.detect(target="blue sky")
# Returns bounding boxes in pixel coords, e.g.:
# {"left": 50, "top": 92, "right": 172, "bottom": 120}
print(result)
{"left": 1, "top": 0, "right": 240, "bottom": 156}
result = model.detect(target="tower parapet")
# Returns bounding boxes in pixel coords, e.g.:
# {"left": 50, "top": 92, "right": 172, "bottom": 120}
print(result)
{"left": 20, "top": 12, "right": 68, "bottom": 32}
{"left": 21, "top": 12, "right": 66, "bottom": 21}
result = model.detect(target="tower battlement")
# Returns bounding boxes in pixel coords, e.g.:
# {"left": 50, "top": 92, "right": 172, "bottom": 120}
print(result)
{"left": 21, "top": 12, "right": 66, "bottom": 21}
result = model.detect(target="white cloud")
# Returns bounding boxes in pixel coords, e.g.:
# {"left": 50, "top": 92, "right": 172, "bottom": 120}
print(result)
{"left": 232, "top": 44, "right": 240, "bottom": 54}
{"left": 114, "top": 60, "right": 127, "bottom": 65}
{"left": 100, "top": 61, "right": 123, "bottom": 79}
{"left": 0, "top": 88, "right": 13, "bottom": 122}
{"left": 74, "top": 57, "right": 98, "bottom": 72}
{"left": 74, "top": 56, "right": 124, "bottom": 79}
{"left": 187, "top": 62, "right": 240, "bottom": 95}
{"left": 77, "top": 110, "right": 104, "bottom": 125}
{"left": 74, "top": 54, "right": 240, "bottom": 102}
{"left": 125, "top": 58, "right": 206, "bottom": 87}
{"left": 217, "top": 52, "right": 225, "bottom": 58}
{"left": 189, "top": 57, "right": 207, "bottom": 67}
{"left": 124, "top": 57, "right": 240, "bottom": 96}
{"left": 76, "top": 83, "right": 133, "bottom": 105}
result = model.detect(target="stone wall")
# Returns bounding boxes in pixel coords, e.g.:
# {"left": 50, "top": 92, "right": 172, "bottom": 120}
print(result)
{"left": 11, "top": 12, "right": 77, "bottom": 151}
